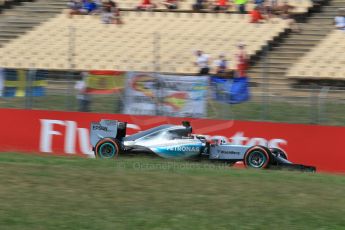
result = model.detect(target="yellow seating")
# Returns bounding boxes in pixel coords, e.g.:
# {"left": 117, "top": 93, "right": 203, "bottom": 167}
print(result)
{"left": 287, "top": 30, "right": 345, "bottom": 80}
{"left": 0, "top": 12, "right": 290, "bottom": 73}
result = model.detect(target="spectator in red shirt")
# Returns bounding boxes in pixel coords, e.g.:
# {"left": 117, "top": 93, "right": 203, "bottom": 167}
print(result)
{"left": 213, "top": 0, "right": 230, "bottom": 12}
{"left": 137, "top": 0, "right": 157, "bottom": 10}
{"left": 250, "top": 6, "right": 265, "bottom": 23}
{"left": 236, "top": 43, "right": 248, "bottom": 77}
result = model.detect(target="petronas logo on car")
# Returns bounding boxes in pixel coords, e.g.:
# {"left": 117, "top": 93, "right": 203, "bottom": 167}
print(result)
{"left": 166, "top": 146, "right": 200, "bottom": 152}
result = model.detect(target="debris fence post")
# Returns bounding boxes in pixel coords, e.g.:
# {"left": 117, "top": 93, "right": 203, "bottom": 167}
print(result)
{"left": 153, "top": 32, "right": 161, "bottom": 116}
{"left": 261, "top": 45, "right": 269, "bottom": 121}
{"left": 66, "top": 25, "right": 76, "bottom": 111}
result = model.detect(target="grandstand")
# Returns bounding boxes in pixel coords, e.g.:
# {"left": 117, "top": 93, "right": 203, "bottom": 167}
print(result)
{"left": 118, "top": 0, "right": 313, "bottom": 14}
{"left": 0, "top": 0, "right": 27, "bottom": 10}
{"left": 0, "top": 12, "right": 289, "bottom": 72}
{"left": 0, "top": 0, "right": 67, "bottom": 46}
{"left": 287, "top": 30, "right": 345, "bottom": 80}
{"left": 0, "top": 1, "right": 341, "bottom": 78}
{"left": 248, "top": 0, "right": 345, "bottom": 96}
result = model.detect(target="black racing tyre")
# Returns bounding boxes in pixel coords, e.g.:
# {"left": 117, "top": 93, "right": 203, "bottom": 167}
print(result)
{"left": 270, "top": 148, "right": 288, "bottom": 160}
{"left": 95, "top": 138, "right": 121, "bottom": 159}
{"left": 244, "top": 146, "right": 271, "bottom": 169}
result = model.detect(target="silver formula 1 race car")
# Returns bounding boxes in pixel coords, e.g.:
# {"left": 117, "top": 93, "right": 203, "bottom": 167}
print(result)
{"left": 90, "top": 119, "right": 316, "bottom": 171}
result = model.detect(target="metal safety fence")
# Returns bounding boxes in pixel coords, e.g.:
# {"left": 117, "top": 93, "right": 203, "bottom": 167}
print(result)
{"left": 0, "top": 69, "right": 344, "bottom": 126}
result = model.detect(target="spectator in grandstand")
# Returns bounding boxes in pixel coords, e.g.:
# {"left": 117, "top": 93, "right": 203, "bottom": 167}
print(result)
{"left": 270, "top": 0, "right": 278, "bottom": 9}
{"left": 68, "top": 0, "right": 83, "bottom": 16}
{"left": 192, "top": 0, "right": 208, "bottom": 11}
{"left": 75, "top": 74, "right": 91, "bottom": 112}
{"left": 213, "top": 53, "right": 228, "bottom": 75}
{"left": 101, "top": 0, "right": 122, "bottom": 24}
{"left": 213, "top": 53, "right": 234, "bottom": 78}
{"left": 161, "top": 0, "right": 178, "bottom": 10}
{"left": 250, "top": 5, "right": 265, "bottom": 23}
{"left": 335, "top": 9, "right": 345, "bottom": 31}
{"left": 93, "top": 0, "right": 103, "bottom": 13}
{"left": 137, "top": 0, "right": 157, "bottom": 10}
{"left": 213, "top": 0, "right": 230, "bottom": 12}
{"left": 234, "top": 0, "right": 248, "bottom": 14}
{"left": 262, "top": 0, "right": 287, "bottom": 20}
{"left": 278, "top": 1, "right": 295, "bottom": 19}
{"left": 254, "top": 0, "right": 264, "bottom": 8}
{"left": 268, "top": 1, "right": 300, "bottom": 32}
{"left": 68, "top": 0, "right": 98, "bottom": 16}
{"left": 262, "top": 0, "right": 274, "bottom": 20}
{"left": 83, "top": 0, "right": 98, "bottom": 14}
{"left": 194, "top": 50, "right": 210, "bottom": 75}
{"left": 235, "top": 43, "right": 248, "bottom": 77}
{"left": 95, "top": 0, "right": 102, "bottom": 6}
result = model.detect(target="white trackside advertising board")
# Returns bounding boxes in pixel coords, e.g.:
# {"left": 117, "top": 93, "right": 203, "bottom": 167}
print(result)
{"left": 123, "top": 72, "right": 208, "bottom": 117}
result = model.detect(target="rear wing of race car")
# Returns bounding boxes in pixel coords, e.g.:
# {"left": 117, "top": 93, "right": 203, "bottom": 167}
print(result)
{"left": 90, "top": 120, "right": 127, "bottom": 147}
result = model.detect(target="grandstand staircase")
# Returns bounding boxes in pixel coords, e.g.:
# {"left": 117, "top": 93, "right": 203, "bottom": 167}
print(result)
{"left": 248, "top": 0, "right": 345, "bottom": 97}
{"left": 0, "top": 0, "right": 67, "bottom": 46}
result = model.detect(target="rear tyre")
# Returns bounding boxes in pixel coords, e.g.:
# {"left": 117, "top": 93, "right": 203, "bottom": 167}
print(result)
{"left": 95, "top": 138, "right": 120, "bottom": 159}
{"left": 244, "top": 146, "right": 271, "bottom": 169}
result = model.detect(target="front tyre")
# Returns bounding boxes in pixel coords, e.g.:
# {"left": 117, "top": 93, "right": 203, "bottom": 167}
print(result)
{"left": 95, "top": 138, "right": 120, "bottom": 159}
{"left": 244, "top": 146, "right": 271, "bottom": 169}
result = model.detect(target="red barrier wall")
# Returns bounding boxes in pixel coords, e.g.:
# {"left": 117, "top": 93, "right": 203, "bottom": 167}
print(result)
{"left": 0, "top": 108, "right": 344, "bottom": 173}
